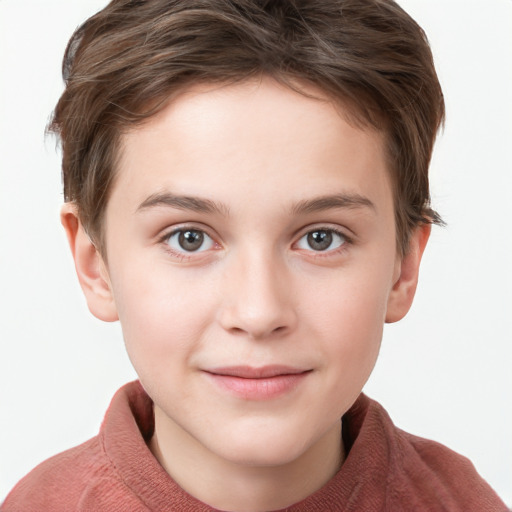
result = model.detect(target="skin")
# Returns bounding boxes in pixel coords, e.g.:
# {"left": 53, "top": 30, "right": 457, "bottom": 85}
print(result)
{"left": 62, "top": 78, "right": 429, "bottom": 511}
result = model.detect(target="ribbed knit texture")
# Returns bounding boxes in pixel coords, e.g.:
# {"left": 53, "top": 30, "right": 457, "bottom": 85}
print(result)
{"left": 2, "top": 381, "right": 507, "bottom": 511}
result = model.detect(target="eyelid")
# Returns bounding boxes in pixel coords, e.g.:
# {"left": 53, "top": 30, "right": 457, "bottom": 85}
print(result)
{"left": 157, "top": 222, "right": 219, "bottom": 243}
{"left": 292, "top": 224, "right": 354, "bottom": 255}
{"left": 293, "top": 223, "right": 353, "bottom": 243}
{"left": 157, "top": 223, "right": 222, "bottom": 259}
{"left": 167, "top": 229, "right": 215, "bottom": 253}
{"left": 155, "top": 222, "right": 353, "bottom": 260}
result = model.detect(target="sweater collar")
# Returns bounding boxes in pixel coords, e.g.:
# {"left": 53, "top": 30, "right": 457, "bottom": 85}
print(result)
{"left": 100, "top": 380, "right": 391, "bottom": 511}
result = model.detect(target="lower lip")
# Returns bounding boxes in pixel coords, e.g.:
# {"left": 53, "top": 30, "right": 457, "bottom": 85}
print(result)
{"left": 204, "top": 372, "right": 310, "bottom": 400}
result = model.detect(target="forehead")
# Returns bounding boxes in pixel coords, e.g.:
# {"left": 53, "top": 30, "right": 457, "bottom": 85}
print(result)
{"left": 112, "top": 77, "right": 392, "bottom": 217}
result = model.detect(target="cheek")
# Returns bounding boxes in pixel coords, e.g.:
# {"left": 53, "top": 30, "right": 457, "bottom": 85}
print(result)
{"left": 109, "top": 261, "right": 215, "bottom": 371}
{"left": 308, "top": 260, "right": 391, "bottom": 332}
{"left": 306, "top": 265, "right": 392, "bottom": 377}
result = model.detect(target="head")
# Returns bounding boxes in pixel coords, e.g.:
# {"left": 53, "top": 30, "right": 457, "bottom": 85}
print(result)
{"left": 54, "top": 0, "right": 444, "bottom": 502}
{"left": 51, "top": 0, "right": 444, "bottom": 258}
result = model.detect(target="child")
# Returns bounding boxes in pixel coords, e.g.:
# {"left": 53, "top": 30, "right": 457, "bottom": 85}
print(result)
{"left": 1, "top": 0, "right": 508, "bottom": 510}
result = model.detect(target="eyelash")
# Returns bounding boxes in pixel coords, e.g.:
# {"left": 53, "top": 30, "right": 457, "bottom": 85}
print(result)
{"left": 294, "top": 227, "right": 352, "bottom": 258}
{"left": 158, "top": 225, "right": 218, "bottom": 262}
{"left": 157, "top": 225, "right": 353, "bottom": 261}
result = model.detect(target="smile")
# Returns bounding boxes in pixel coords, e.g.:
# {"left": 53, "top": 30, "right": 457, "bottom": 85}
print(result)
{"left": 203, "top": 366, "right": 312, "bottom": 400}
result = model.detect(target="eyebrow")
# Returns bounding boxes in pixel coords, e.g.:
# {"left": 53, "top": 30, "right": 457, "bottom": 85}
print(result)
{"left": 136, "top": 192, "right": 230, "bottom": 216}
{"left": 136, "top": 191, "right": 375, "bottom": 217}
{"left": 291, "top": 193, "right": 376, "bottom": 215}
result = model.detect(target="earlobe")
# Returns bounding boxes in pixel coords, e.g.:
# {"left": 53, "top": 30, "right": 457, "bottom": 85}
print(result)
{"left": 385, "top": 223, "right": 431, "bottom": 324}
{"left": 60, "top": 203, "right": 119, "bottom": 322}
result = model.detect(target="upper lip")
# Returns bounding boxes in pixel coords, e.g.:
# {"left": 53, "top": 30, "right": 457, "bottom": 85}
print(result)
{"left": 205, "top": 365, "right": 311, "bottom": 379}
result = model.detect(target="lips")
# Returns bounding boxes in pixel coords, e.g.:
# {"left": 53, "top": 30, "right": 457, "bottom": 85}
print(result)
{"left": 203, "top": 365, "right": 311, "bottom": 400}
{"left": 207, "top": 365, "right": 308, "bottom": 378}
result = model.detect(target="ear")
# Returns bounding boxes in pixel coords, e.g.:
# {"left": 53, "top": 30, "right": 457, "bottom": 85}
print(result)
{"left": 61, "top": 203, "right": 118, "bottom": 322}
{"left": 385, "top": 223, "right": 431, "bottom": 323}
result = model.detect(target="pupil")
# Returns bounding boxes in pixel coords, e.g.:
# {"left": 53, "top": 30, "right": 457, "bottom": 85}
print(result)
{"left": 179, "top": 230, "right": 204, "bottom": 251}
{"left": 308, "top": 230, "right": 332, "bottom": 251}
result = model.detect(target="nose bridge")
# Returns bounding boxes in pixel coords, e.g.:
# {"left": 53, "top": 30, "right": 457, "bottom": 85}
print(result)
{"left": 218, "top": 244, "right": 296, "bottom": 339}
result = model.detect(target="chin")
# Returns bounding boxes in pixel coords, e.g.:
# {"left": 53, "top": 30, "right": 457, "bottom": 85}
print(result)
{"left": 212, "top": 424, "right": 318, "bottom": 468}
{"left": 222, "top": 445, "right": 304, "bottom": 468}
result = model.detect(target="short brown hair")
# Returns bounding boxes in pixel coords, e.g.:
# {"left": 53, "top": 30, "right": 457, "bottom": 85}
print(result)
{"left": 50, "top": 0, "right": 445, "bottom": 255}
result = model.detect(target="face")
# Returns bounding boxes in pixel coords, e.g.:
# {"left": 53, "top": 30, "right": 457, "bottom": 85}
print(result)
{"left": 97, "top": 78, "right": 404, "bottom": 468}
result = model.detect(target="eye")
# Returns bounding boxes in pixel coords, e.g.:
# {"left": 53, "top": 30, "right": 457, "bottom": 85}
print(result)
{"left": 166, "top": 229, "right": 215, "bottom": 253}
{"left": 296, "top": 229, "right": 346, "bottom": 252}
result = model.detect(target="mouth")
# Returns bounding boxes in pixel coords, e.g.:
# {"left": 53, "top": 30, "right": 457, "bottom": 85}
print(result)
{"left": 203, "top": 365, "right": 312, "bottom": 400}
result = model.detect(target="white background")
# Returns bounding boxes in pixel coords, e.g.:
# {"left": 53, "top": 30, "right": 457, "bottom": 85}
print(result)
{"left": 1, "top": 0, "right": 511, "bottom": 506}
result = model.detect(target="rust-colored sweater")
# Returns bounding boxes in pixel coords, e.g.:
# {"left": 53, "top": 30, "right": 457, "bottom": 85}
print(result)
{"left": 2, "top": 381, "right": 507, "bottom": 511}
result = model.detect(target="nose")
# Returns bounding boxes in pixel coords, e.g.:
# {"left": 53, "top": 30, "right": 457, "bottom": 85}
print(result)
{"left": 217, "top": 249, "right": 297, "bottom": 340}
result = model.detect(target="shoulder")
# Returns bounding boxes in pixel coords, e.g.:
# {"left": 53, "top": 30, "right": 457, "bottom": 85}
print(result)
{"left": 364, "top": 397, "right": 508, "bottom": 511}
{"left": 1, "top": 437, "right": 132, "bottom": 512}
{"left": 1, "top": 435, "right": 145, "bottom": 512}
{"left": 1, "top": 382, "right": 163, "bottom": 512}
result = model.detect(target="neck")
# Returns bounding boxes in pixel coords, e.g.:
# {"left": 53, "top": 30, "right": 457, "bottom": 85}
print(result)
{"left": 149, "top": 406, "right": 345, "bottom": 511}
